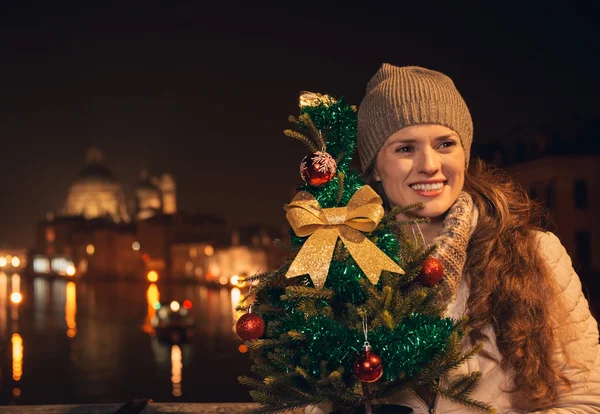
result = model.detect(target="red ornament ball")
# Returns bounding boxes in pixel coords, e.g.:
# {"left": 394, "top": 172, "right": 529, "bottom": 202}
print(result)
{"left": 354, "top": 348, "right": 383, "bottom": 383}
{"left": 417, "top": 257, "right": 444, "bottom": 287}
{"left": 300, "top": 151, "right": 337, "bottom": 186}
{"left": 236, "top": 312, "right": 265, "bottom": 341}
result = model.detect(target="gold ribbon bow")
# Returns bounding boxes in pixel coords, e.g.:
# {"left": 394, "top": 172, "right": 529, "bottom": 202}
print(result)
{"left": 285, "top": 186, "right": 404, "bottom": 289}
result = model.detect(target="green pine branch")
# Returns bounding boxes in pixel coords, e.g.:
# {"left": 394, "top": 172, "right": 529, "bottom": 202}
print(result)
{"left": 282, "top": 286, "right": 334, "bottom": 301}
{"left": 436, "top": 383, "right": 495, "bottom": 413}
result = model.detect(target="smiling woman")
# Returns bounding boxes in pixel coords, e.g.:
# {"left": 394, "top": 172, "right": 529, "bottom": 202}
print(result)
{"left": 371, "top": 125, "right": 466, "bottom": 224}
{"left": 308, "top": 64, "right": 600, "bottom": 413}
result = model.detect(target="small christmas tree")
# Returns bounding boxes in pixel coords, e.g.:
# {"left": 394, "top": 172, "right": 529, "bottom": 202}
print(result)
{"left": 237, "top": 92, "right": 492, "bottom": 414}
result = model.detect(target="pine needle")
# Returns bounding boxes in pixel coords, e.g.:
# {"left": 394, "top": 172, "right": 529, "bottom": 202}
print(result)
{"left": 336, "top": 172, "right": 345, "bottom": 205}
{"left": 299, "top": 113, "right": 327, "bottom": 151}
{"left": 284, "top": 129, "right": 319, "bottom": 153}
{"left": 284, "top": 286, "right": 334, "bottom": 301}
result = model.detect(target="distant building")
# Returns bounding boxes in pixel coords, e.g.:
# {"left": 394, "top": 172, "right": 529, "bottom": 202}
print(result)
{"left": 507, "top": 155, "right": 599, "bottom": 272}
{"left": 136, "top": 212, "right": 229, "bottom": 279}
{"left": 35, "top": 147, "right": 285, "bottom": 282}
{"left": 133, "top": 170, "right": 177, "bottom": 220}
{"left": 63, "top": 147, "right": 131, "bottom": 223}
{"left": 170, "top": 225, "right": 288, "bottom": 286}
{"left": 36, "top": 216, "right": 141, "bottom": 279}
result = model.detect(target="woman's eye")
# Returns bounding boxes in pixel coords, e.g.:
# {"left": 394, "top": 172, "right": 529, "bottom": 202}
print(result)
{"left": 395, "top": 146, "right": 414, "bottom": 153}
{"left": 439, "top": 141, "right": 457, "bottom": 149}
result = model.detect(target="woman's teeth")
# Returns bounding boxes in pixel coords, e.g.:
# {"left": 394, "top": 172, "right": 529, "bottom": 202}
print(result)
{"left": 410, "top": 182, "right": 444, "bottom": 191}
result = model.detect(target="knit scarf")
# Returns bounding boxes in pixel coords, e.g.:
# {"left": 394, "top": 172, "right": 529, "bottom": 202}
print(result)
{"left": 429, "top": 191, "right": 477, "bottom": 304}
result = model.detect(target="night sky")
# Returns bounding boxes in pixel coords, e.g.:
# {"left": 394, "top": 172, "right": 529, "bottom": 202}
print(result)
{"left": 1, "top": 1, "right": 598, "bottom": 248}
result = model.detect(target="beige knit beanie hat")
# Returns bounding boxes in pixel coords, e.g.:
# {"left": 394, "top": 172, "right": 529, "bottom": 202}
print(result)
{"left": 358, "top": 64, "right": 473, "bottom": 174}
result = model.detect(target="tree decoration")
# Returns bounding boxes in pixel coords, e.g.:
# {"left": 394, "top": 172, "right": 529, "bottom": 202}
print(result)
{"left": 236, "top": 274, "right": 265, "bottom": 341}
{"left": 417, "top": 257, "right": 444, "bottom": 287}
{"left": 354, "top": 315, "right": 383, "bottom": 383}
{"left": 285, "top": 186, "right": 404, "bottom": 289}
{"left": 236, "top": 309, "right": 265, "bottom": 341}
{"left": 300, "top": 151, "right": 337, "bottom": 186}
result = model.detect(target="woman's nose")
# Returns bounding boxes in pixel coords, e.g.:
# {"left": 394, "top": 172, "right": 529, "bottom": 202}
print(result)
{"left": 417, "top": 148, "right": 441, "bottom": 174}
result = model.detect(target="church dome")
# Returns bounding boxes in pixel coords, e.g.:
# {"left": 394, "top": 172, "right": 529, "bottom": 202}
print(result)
{"left": 63, "top": 147, "right": 130, "bottom": 223}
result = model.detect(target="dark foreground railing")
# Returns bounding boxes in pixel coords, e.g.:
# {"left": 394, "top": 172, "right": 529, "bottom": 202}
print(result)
{"left": 0, "top": 401, "right": 304, "bottom": 413}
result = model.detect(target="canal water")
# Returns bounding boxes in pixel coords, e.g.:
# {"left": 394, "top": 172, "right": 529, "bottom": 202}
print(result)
{"left": 0, "top": 274, "right": 254, "bottom": 405}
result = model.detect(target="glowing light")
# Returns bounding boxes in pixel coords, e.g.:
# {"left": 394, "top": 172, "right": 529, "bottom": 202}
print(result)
{"left": 170, "top": 301, "right": 180, "bottom": 312}
{"left": 171, "top": 345, "right": 182, "bottom": 397}
{"left": 10, "top": 292, "right": 22, "bottom": 304}
{"left": 219, "top": 276, "right": 228, "bottom": 285}
{"left": 0, "top": 257, "right": 6, "bottom": 267}
{"left": 144, "top": 284, "right": 160, "bottom": 334}
{"left": 238, "top": 344, "right": 248, "bottom": 353}
{"left": 11, "top": 257, "right": 20, "bottom": 267}
{"left": 147, "top": 271, "right": 158, "bottom": 282}
{"left": 230, "top": 275, "right": 246, "bottom": 287}
{"left": 132, "top": 241, "right": 140, "bottom": 251}
{"left": 158, "top": 307, "right": 168, "bottom": 319}
{"left": 12, "top": 334, "right": 23, "bottom": 381}
{"left": 204, "top": 245, "right": 214, "bottom": 256}
{"left": 66, "top": 282, "right": 77, "bottom": 338}
{"left": 51, "top": 258, "right": 69, "bottom": 273}
{"left": 12, "top": 388, "right": 20, "bottom": 397}
{"left": 182, "top": 300, "right": 192, "bottom": 309}
{"left": 147, "top": 284, "right": 160, "bottom": 307}
{"left": 66, "top": 265, "right": 76, "bottom": 276}
{"left": 86, "top": 244, "right": 95, "bottom": 255}
{"left": 142, "top": 254, "right": 150, "bottom": 262}
{"left": 209, "top": 266, "right": 221, "bottom": 277}
{"left": 33, "top": 257, "right": 50, "bottom": 273}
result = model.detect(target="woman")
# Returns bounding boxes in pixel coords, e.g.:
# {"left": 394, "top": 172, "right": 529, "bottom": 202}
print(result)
{"left": 308, "top": 64, "right": 600, "bottom": 413}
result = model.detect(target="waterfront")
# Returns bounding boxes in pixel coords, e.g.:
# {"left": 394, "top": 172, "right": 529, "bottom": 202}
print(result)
{"left": 0, "top": 275, "right": 253, "bottom": 406}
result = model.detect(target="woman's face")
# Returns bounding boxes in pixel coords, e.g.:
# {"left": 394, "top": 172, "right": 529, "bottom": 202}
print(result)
{"left": 372, "top": 124, "right": 466, "bottom": 220}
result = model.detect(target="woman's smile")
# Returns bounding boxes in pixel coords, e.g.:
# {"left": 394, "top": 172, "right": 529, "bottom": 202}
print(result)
{"left": 409, "top": 180, "right": 447, "bottom": 197}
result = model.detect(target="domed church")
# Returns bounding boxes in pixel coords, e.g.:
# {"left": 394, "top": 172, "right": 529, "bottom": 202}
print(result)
{"left": 63, "top": 147, "right": 131, "bottom": 222}
{"left": 62, "top": 146, "right": 176, "bottom": 222}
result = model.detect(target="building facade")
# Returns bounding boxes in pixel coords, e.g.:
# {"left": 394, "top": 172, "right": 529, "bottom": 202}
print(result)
{"left": 507, "top": 155, "right": 599, "bottom": 272}
{"left": 34, "top": 147, "right": 285, "bottom": 282}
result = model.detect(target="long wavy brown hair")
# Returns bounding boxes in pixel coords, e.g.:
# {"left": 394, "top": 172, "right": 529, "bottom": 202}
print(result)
{"left": 367, "top": 158, "right": 571, "bottom": 409}
{"left": 463, "top": 159, "right": 571, "bottom": 409}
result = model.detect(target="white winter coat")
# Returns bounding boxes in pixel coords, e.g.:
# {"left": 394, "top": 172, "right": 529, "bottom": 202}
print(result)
{"left": 307, "top": 232, "right": 600, "bottom": 413}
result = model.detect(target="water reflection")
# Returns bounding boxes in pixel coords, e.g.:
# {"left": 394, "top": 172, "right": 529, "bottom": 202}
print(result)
{"left": 170, "top": 345, "right": 182, "bottom": 397}
{"left": 0, "top": 273, "right": 7, "bottom": 335}
{"left": 143, "top": 284, "right": 160, "bottom": 335}
{"left": 231, "top": 287, "right": 244, "bottom": 334}
{"left": 12, "top": 333, "right": 23, "bottom": 381}
{"left": 0, "top": 278, "right": 254, "bottom": 405}
{"left": 11, "top": 273, "right": 20, "bottom": 295}
{"left": 66, "top": 282, "right": 77, "bottom": 338}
